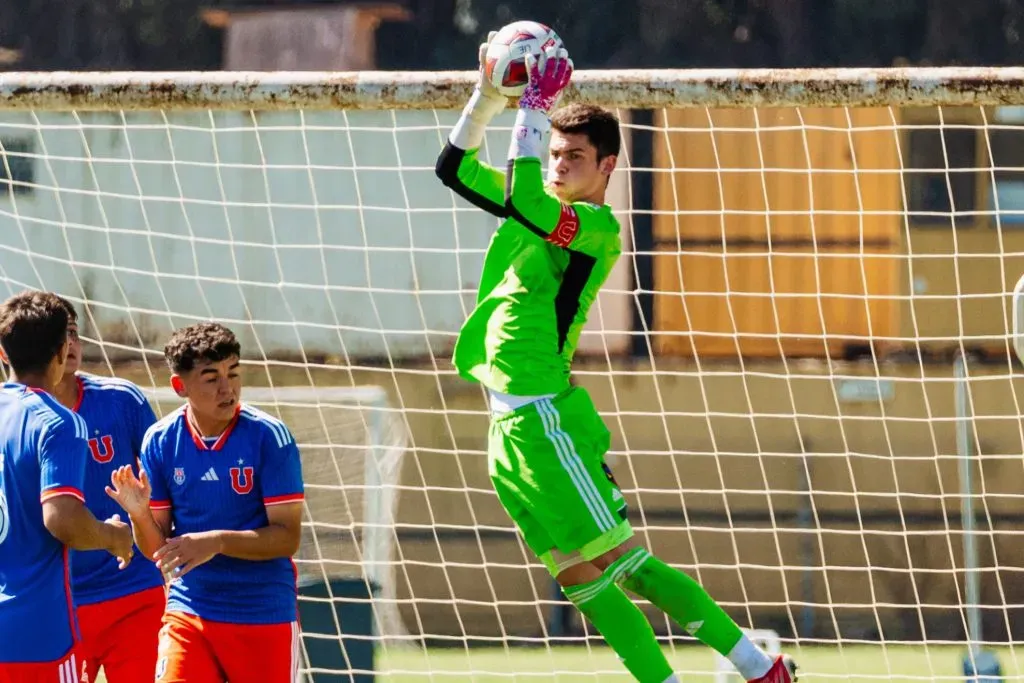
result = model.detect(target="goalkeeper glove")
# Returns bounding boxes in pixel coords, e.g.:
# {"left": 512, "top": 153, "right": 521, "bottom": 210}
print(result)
{"left": 449, "top": 32, "right": 506, "bottom": 150}
{"left": 520, "top": 44, "right": 573, "bottom": 115}
{"left": 509, "top": 44, "right": 573, "bottom": 160}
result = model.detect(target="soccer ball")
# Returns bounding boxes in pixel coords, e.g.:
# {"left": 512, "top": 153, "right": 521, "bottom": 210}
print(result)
{"left": 483, "top": 21, "right": 563, "bottom": 97}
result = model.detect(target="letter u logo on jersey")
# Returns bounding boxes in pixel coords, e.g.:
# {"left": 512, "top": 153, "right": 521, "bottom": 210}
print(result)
{"left": 88, "top": 435, "right": 115, "bottom": 464}
{"left": 230, "top": 466, "right": 254, "bottom": 495}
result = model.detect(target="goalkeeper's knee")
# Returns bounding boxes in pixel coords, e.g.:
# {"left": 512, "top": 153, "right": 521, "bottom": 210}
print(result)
{"left": 613, "top": 546, "right": 699, "bottom": 599}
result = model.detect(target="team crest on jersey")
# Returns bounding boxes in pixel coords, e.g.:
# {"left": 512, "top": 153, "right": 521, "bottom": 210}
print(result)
{"left": 173, "top": 467, "right": 186, "bottom": 485}
{"left": 87, "top": 435, "right": 115, "bottom": 464}
{"left": 229, "top": 465, "right": 254, "bottom": 494}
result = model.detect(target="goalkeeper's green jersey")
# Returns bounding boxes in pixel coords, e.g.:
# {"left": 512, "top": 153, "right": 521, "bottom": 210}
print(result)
{"left": 436, "top": 144, "right": 622, "bottom": 396}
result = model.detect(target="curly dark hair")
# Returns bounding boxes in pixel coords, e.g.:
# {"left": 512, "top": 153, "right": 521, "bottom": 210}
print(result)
{"left": 0, "top": 290, "right": 70, "bottom": 375}
{"left": 54, "top": 294, "right": 79, "bottom": 324}
{"left": 551, "top": 103, "right": 621, "bottom": 161}
{"left": 163, "top": 322, "right": 241, "bottom": 374}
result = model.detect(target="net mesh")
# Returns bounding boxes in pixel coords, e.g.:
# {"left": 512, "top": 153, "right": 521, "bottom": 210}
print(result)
{"left": 2, "top": 75, "right": 1024, "bottom": 679}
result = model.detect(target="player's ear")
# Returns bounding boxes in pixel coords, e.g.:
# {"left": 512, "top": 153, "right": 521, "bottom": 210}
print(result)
{"left": 0, "top": 345, "right": 7, "bottom": 364}
{"left": 599, "top": 153, "right": 617, "bottom": 176}
{"left": 170, "top": 374, "right": 186, "bottom": 397}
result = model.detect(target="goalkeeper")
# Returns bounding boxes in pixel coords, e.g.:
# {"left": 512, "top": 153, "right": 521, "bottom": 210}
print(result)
{"left": 435, "top": 36, "right": 797, "bottom": 683}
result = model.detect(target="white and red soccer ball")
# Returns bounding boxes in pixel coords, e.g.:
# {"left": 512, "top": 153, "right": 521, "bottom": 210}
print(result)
{"left": 483, "top": 21, "right": 564, "bottom": 97}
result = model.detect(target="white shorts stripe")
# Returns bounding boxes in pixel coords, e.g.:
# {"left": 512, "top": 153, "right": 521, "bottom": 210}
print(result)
{"left": 536, "top": 399, "right": 615, "bottom": 532}
{"left": 291, "top": 620, "right": 301, "bottom": 683}
{"left": 544, "top": 398, "right": 616, "bottom": 530}
{"left": 537, "top": 399, "right": 613, "bottom": 531}
{"left": 534, "top": 399, "right": 600, "bottom": 524}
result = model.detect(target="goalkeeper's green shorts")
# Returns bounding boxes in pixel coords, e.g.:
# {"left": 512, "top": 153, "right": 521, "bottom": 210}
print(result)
{"left": 488, "top": 386, "right": 634, "bottom": 577}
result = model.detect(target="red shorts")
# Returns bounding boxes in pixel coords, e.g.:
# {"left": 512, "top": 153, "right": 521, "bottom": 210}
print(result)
{"left": 77, "top": 585, "right": 165, "bottom": 683}
{"left": 0, "top": 646, "right": 85, "bottom": 683}
{"left": 156, "top": 611, "right": 299, "bottom": 683}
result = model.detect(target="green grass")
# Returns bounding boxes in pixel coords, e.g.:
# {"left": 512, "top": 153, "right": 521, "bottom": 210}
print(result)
{"left": 93, "top": 644, "right": 1024, "bottom": 682}
{"left": 369, "top": 645, "right": 1023, "bottom": 683}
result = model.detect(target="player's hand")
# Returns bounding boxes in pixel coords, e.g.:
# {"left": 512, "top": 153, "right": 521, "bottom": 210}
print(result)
{"left": 105, "top": 464, "right": 151, "bottom": 518}
{"left": 476, "top": 30, "right": 506, "bottom": 105}
{"left": 104, "top": 514, "right": 135, "bottom": 570}
{"left": 154, "top": 531, "right": 221, "bottom": 581}
{"left": 520, "top": 44, "right": 573, "bottom": 114}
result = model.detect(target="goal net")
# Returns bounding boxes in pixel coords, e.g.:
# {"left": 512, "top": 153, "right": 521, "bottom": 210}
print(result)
{"left": 2, "top": 68, "right": 1023, "bottom": 682}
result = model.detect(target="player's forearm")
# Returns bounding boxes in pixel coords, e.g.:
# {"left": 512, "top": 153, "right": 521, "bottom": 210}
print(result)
{"left": 43, "top": 498, "right": 118, "bottom": 552}
{"left": 448, "top": 89, "right": 505, "bottom": 151}
{"left": 212, "top": 525, "right": 301, "bottom": 561}
{"left": 504, "top": 109, "right": 562, "bottom": 230}
{"left": 128, "top": 509, "right": 168, "bottom": 559}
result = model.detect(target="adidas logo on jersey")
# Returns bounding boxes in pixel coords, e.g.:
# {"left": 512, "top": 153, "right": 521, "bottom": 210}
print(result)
{"left": 200, "top": 467, "right": 219, "bottom": 482}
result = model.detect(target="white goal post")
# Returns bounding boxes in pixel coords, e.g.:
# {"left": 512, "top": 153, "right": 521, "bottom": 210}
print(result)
{"left": 4, "top": 67, "right": 1024, "bottom": 681}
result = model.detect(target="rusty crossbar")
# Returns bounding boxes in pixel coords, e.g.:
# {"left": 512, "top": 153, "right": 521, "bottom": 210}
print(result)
{"left": 3, "top": 67, "right": 1024, "bottom": 110}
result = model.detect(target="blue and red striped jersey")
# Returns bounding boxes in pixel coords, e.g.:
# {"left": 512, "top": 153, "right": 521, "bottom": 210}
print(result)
{"left": 69, "top": 373, "right": 164, "bottom": 605}
{"left": 141, "top": 402, "right": 304, "bottom": 625}
{"left": 0, "top": 382, "right": 88, "bottom": 663}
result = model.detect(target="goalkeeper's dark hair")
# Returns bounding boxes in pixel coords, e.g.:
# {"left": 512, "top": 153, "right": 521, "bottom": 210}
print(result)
{"left": 551, "top": 104, "right": 621, "bottom": 161}
{"left": 0, "top": 290, "right": 70, "bottom": 375}
{"left": 164, "top": 321, "right": 241, "bottom": 374}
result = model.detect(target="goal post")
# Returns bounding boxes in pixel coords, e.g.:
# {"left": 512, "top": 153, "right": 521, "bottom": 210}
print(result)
{"left": 4, "top": 67, "right": 1024, "bottom": 681}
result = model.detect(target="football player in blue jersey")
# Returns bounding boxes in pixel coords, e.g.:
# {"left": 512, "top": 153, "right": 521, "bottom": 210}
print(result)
{"left": 51, "top": 298, "right": 165, "bottom": 683}
{"left": 0, "top": 290, "right": 133, "bottom": 683}
{"left": 107, "top": 321, "right": 304, "bottom": 683}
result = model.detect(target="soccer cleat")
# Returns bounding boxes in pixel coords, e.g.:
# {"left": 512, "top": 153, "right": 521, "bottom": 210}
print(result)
{"left": 747, "top": 655, "right": 798, "bottom": 683}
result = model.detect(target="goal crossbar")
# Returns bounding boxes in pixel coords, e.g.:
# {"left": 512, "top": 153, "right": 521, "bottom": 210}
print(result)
{"left": 4, "top": 67, "right": 1024, "bottom": 110}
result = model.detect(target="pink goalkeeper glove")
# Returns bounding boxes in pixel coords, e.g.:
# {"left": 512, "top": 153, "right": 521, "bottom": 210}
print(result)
{"left": 519, "top": 44, "right": 573, "bottom": 114}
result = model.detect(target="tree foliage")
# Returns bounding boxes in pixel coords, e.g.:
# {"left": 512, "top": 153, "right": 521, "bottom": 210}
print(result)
{"left": 403, "top": 0, "right": 1024, "bottom": 69}
{"left": 0, "top": 0, "right": 221, "bottom": 69}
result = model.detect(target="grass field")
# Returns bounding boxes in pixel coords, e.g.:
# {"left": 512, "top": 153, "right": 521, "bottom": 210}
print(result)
{"left": 93, "top": 644, "right": 1024, "bottom": 682}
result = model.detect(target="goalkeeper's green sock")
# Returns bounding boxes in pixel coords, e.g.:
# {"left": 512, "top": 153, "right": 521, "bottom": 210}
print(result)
{"left": 562, "top": 556, "right": 678, "bottom": 683}
{"left": 621, "top": 549, "right": 773, "bottom": 681}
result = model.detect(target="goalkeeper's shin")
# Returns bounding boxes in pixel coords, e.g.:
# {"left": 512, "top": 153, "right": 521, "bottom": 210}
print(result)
{"left": 621, "top": 548, "right": 774, "bottom": 680}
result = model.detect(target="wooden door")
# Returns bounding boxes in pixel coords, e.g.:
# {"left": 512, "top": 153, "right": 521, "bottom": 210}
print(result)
{"left": 653, "top": 107, "right": 901, "bottom": 358}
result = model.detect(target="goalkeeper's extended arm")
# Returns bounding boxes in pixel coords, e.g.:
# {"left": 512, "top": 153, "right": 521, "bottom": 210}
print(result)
{"left": 504, "top": 46, "right": 579, "bottom": 244}
{"left": 435, "top": 36, "right": 509, "bottom": 217}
